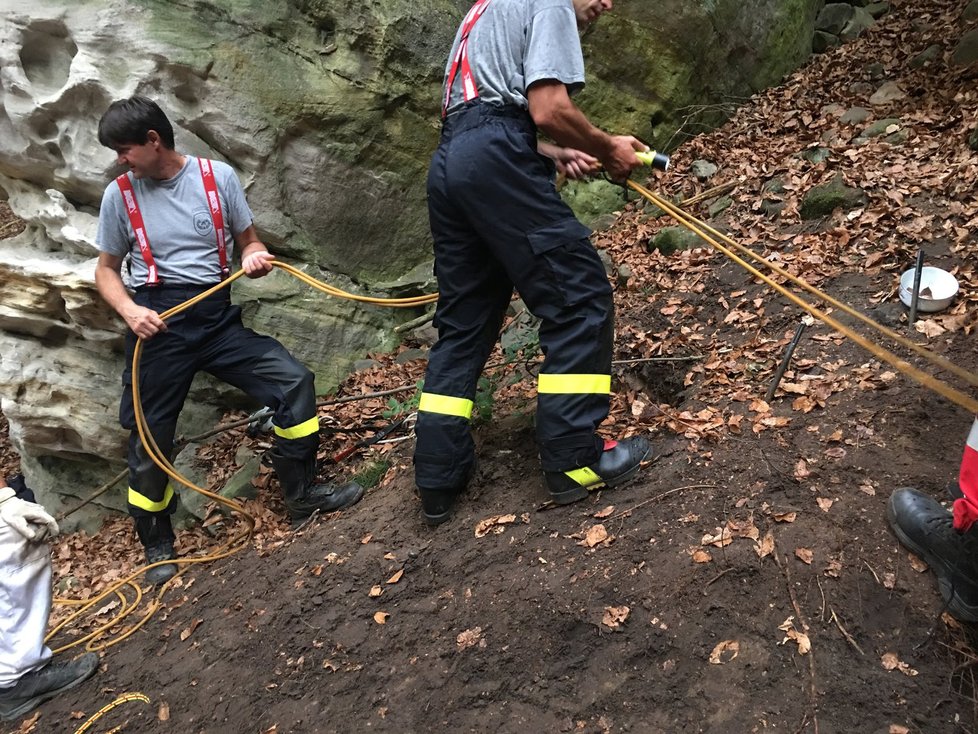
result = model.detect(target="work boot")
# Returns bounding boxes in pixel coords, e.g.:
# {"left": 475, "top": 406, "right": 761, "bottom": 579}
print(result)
{"left": 545, "top": 436, "right": 652, "bottom": 505}
{"left": 135, "top": 515, "right": 178, "bottom": 586}
{"left": 0, "top": 652, "right": 98, "bottom": 722}
{"left": 887, "top": 487, "right": 978, "bottom": 622}
{"left": 418, "top": 459, "right": 476, "bottom": 526}
{"left": 144, "top": 540, "right": 178, "bottom": 586}
{"left": 270, "top": 451, "right": 363, "bottom": 522}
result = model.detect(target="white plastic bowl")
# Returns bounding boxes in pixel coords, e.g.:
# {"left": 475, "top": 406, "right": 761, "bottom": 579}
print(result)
{"left": 899, "top": 266, "right": 959, "bottom": 312}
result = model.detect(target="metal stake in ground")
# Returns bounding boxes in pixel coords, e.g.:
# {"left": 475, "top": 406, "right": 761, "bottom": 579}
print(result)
{"left": 908, "top": 249, "right": 925, "bottom": 328}
{"left": 766, "top": 320, "right": 808, "bottom": 403}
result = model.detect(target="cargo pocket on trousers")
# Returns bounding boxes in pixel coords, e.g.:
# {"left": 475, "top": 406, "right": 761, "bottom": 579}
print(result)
{"left": 526, "top": 218, "right": 608, "bottom": 308}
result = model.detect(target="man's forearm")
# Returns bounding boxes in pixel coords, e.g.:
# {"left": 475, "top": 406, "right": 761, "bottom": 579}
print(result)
{"left": 94, "top": 263, "right": 136, "bottom": 320}
{"left": 528, "top": 83, "right": 613, "bottom": 159}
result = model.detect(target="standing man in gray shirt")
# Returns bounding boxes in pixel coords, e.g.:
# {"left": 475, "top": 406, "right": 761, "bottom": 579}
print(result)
{"left": 95, "top": 97, "right": 362, "bottom": 583}
{"left": 414, "top": 0, "right": 653, "bottom": 524}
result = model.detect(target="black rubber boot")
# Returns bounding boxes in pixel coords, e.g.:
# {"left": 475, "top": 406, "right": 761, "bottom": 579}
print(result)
{"left": 418, "top": 459, "right": 477, "bottom": 526}
{"left": 545, "top": 436, "right": 652, "bottom": 505}
{"left": 135, "top": 515, "right": 177, "bottom": 586}
{"left": 0, "top": 652, "right": 99, "bottom": 722}
{"left": 887, "top": 487, "right": 978, "bottom": 622}
{"left": 270, "top": 451, "right": 363, "bottom": 522}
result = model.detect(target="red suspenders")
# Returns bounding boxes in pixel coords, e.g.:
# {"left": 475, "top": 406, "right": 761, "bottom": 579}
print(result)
{"left": 115, "top": 157, "right": 229, "bottom": 286}
{"left": 442, "top": 0, "right": 493, "bottom": 118}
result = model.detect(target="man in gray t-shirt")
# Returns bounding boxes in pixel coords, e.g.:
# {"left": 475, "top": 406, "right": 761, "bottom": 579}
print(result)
{"left": 414, "top": 0, "right": 653, "bottom": 525}
{"left": 94, "top": 97, "right": 362, "bottom": 584}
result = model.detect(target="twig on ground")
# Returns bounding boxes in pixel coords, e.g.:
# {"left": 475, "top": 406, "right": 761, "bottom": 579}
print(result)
{"left": 608, "top": 483, "right": 718, "bottom": 521}
{"left": 830, "top": 608, "right": 865, "bottom": 656}
{"left": 816, "top": 576, "right": 827, "bottom": 623}
{"left": 774, "top": 548, "right": 820, "bottom": 734}
{"left": 862, "top": 559, "right": 882, "bottom": 586}
{"left": 704, "top": 567, "right": 734, "bottom": 592}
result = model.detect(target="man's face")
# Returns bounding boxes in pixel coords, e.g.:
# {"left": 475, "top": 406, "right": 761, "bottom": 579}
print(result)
{"left": 111, "top": 131, "right": 163, "bottom": 179}
{"left": 572, "top": 0, "right": 612, "bottom": 27}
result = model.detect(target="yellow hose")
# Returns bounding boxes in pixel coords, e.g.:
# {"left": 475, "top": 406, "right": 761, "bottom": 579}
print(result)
{"left": 630, "top": 180, "right": 978, "bottom": 414}
{"left": 49, "top": 265, "right": 437, "bottom": 653}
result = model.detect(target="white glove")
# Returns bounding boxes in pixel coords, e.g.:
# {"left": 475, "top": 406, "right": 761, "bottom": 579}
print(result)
{"left": 0, "top": 487, "right": 59, "bottom": 541}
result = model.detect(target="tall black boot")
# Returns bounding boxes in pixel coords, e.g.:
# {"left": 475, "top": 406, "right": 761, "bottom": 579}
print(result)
{"left": 269, "top": 450, "right": 364, "bottom": 522}
{"left": 134, "top": 515, "right": 177, "bottom": 586}
{"left": 887, "top": 487, "right": 978, "bottom": 622}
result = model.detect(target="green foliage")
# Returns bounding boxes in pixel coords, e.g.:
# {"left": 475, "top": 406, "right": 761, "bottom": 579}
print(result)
{"left": 473, "top": 377, "right": 494, "bottom": 422}
{"left": 382, "top": 380, "right": 423, "bottom": 419}
{"left": 353, "top": 459, "right": 391, "bottom": 489}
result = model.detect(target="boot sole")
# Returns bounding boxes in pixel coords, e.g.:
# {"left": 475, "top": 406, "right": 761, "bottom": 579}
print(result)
{"left": 0, "top": 658, "right": 98, "bottom": 722}
{"left": 886, "top": 497, "right": 978, "bottom": 623}
{"left": 422, "top": 506, "right": 454, "bottom": 526}
{"left": 549, "top": 443, "right": 652, "bottom": 506}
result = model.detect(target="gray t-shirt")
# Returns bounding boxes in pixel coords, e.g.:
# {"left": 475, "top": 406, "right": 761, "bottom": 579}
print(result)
{"left": 443, "top": 0, "right": 585, "bottom": 113}
{"left": 96, "top": 155, "right": 254, "bottom": 286}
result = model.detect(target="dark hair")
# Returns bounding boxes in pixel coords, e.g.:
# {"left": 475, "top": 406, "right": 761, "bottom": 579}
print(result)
{"left": 97, "top": 96, "right": 175, "bottom": 150}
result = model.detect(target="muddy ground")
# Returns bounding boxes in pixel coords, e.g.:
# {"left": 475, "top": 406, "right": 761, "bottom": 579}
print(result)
{"left": 4, "top": 0, "right": 978, "bottom": 731}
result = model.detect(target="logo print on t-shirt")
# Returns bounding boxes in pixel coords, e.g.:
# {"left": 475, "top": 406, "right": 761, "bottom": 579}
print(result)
{"left": 193, "top": 208, "right": 214, "bottom": 236}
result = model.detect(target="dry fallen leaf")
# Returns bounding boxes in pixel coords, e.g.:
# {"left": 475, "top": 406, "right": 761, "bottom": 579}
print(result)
{"left": 180, "top": 618, "right": 203, "bottom": 642}
{"left": 778, "top": 617, "right": 811, "bottom": 655}
{"left": 881, "top": 652, "right": 918, "bottom": 676}
{"left": 889, "top": 726, "right": 909, "bottom": 734}
{"left": 456, "top": 627, "right": 483, "bottom": 650}
{"left": 908, "top": 553, "right": 928, "bottom": 573}
{"left": 17, "top": 712, "right": 40, "bottom": 733}
{"left": 159, "top": 702, "right": 170, "bottom": 722}
{"left": 373, "top": 611, "right": 390, "bottom": 625}
{"left": 794, "top": 459, "right": 811, "bottom": 479}
{"left": 773, "top": 512, "right": 797, "bottom": 523}
{"left": 701, "top": 527, "right": 734, "bottom": 548}
{"left": 709, "top": 639, "right": 740, "bottom": 664}
{"left": 387, "top": 569, "right": 404, "bottom": 584}
{"left": 474, "top": 514, "right": 517, "bottom": 538}
{"left": 883, "top": 573, "right": 896, "bottom": 590}
{"left": 602, "top": 606, "right": 630, "bottom": 629}
{"left": 816, "top": 497, "right": 834, "bottom": 512}
{"left": 795, "top": 548, "right": 814, "bottom": 565}
{"left": 579, "top": 524, "right": 611, "bottom": 548}
{"left": 369, "top": 585, "right": 383, "bottom": 598}
{"left": 593, "top": 506, "right": 615, "bottom": 519}
{"left": 691, "top": 548, "right": 712, "bottom": 563}
{"left": 755, "top": 531, "right": 775, "bottom": 559}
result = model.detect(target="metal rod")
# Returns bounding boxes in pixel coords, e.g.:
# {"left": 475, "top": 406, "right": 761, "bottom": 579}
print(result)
{"left": 908, "top": 250, "right": 925, "bottom": 328}
{"left": 766, "top": 321, "right": 807, "bottom": 403}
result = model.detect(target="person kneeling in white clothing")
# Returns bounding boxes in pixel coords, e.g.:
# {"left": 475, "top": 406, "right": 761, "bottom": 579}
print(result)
{"left": 0, "top": 475, "right": 98, "bottom": 722}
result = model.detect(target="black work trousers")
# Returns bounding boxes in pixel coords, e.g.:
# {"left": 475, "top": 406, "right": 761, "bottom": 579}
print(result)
{"left": 414, "top": 103, "right": 614, "bottom": 492}
{"left": 120, "top": 285, "right": 319, "bottom": 518}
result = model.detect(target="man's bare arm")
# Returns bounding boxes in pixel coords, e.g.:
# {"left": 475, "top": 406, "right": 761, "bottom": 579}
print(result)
{"left": 235, "top": 225, "right": 274, "bottom": 278}
{"left": 94, "top": 252, "right": 167, "bottom": 339}
{"left": 527, "top": 80, "right": 646, "bottom": 181}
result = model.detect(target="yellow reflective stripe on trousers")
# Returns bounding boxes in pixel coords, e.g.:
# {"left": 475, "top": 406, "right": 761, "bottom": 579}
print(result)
{"left": 537, "top": 374, "right": 611, "bottom": 394}
{"left": 273, "top": 415, "right": 319, "bottom": 440}
{"left": 128, "top": 483, "right": 175, "bottom": 513}
{"left": 564, "top": 466, "right": 602, "bottom": 487}
{"left": 419, "top": 392, "right": 474, "bottom": 420}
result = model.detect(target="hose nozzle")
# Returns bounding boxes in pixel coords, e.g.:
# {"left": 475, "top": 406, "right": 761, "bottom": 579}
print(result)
{"left": 636, "top": 150, "right": 670, "bottom": 171}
